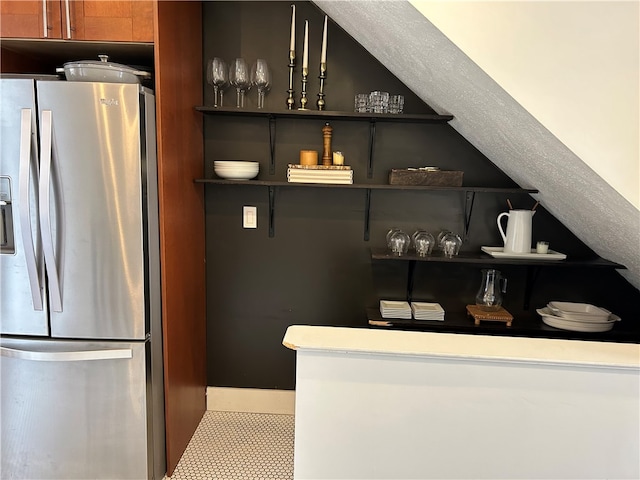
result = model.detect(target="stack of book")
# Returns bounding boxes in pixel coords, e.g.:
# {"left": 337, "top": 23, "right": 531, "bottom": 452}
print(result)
{"left": 287, "top": 164, "right": 353, "bottom": 184}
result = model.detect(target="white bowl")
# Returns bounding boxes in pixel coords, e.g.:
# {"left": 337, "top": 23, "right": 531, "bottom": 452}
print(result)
{"left": 214, "top": 161, "right": 259, "bottom": 180}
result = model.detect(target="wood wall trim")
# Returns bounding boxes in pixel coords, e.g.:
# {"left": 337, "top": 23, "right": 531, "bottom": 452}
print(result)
{"left": 154, "top": 1, "right": 205, "bottom": 475}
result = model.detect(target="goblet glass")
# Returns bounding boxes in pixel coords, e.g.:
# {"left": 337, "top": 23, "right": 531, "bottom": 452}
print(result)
{"left": 412, "top": 230, "right": 435, "bottom": 257}
{"left": 229, "top": 58, "right": 251, "bottom": 108}
{"left": 388, "top": 230, "right": 410, "bottom": 256}
{"left": 437, "top": 230, "right": 453, "bottom": 250}
{"left": 206, "top": 57, "right": 228, "bottom": 108}
{"left": 250, "top": 59, "right": 271, "bottom": 109}
{"left": 386, "top": 227, "right": 401, "bottom": 249}
{"left": 441, "top": 232, "right": 462, "bottom": 258}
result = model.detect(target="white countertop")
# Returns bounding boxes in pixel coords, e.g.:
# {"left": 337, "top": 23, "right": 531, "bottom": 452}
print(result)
{"left": 283, "top": 325, "right": 640, "bottom": 370}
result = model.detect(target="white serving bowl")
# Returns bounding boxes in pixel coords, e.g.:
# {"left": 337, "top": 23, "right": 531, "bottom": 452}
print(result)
{"left": 537, "top": 307, "right": 620, "bottom": 332}
{"left": 547, "top": 301, "right": 612, "bottom": 322}
{"left": 214, "top": 161, "right": 259, "bottom": 180}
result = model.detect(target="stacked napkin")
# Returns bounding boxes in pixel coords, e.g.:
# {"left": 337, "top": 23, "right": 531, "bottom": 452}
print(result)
{"left": 411, "top": 302, "right": 445, "bottom": 321}
{"left": 379, "top": 300, "right": 412, "bottom": 319}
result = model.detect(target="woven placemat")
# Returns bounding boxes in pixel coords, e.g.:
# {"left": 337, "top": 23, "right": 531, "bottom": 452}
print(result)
{"left": 466, "top": 305, "right": 513, "bottom": 327}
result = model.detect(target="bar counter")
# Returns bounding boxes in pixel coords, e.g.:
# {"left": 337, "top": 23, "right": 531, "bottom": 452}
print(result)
{"left": 283, "top": 325, "right": 640, "bottom": 479}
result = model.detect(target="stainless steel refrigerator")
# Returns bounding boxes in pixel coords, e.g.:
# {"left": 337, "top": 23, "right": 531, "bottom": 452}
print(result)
{"left": 0, "top": 77, "right": 165, "bottom": 480}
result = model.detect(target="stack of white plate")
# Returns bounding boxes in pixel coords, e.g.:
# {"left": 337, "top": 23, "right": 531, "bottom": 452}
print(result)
{"left": 411, "top": 302, "right": 445, "bottom": 321}
{"left": 536, "top": 301, "right": 621, "bottom": 332}
{"left": 214, "top": 161, "right": 259, "bottom": 180}
{"left": 380, "top": 300, "right": 412, "bottom": 319}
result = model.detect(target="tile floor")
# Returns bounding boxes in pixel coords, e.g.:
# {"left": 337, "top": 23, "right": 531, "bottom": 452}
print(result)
{"left": 165, "top": 411, "right": 295, "bottom": 480}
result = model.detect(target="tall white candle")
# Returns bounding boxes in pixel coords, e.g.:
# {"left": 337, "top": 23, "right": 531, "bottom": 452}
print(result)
{"left": 320, "top": 15, "right": 327, "bottom": 64}
{"left": 289, "top": 4, "right": 296, "bottom": 52}
{"left": 302, "top": 20, "right": 309, "bottom": 69}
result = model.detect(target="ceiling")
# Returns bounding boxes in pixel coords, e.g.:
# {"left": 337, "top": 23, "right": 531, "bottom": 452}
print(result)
{"left": 314, "top": 0, "right": 640, "bottom": 291}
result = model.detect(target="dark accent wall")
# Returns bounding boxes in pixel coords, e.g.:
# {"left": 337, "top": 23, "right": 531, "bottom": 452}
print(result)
{"left": 202, "top": 1, "right": 639, "bottom": 390}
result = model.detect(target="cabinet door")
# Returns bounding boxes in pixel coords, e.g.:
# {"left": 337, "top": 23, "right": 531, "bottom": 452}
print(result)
{"left": 65, "top": 0, "right": 153, "bottom": 42}
{"left": 0, "top": 0, "right": 62, "bottom": 38}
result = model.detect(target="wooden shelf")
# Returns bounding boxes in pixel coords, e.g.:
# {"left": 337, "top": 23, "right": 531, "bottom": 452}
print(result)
{"left": 370, "top": 247, "right": 625, "bottom": 269}
{"left": 195, "top": 179, "right": 539, "bottom": 241}
{"left": 194, "top": 178, "right": 538, "bottom": 194}
{"left": 370, "top": 247, "right": 625, "bottom": 313}
{"left": 195, "top": 106, "right": 453, "bottom": 123}
{"left": 196, "top": 106, "right": 453, "bottom": 179}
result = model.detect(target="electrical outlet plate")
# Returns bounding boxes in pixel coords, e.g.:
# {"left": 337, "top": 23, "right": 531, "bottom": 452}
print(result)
{"left": 243, "top": 206, "right": 257, "bottom": 228}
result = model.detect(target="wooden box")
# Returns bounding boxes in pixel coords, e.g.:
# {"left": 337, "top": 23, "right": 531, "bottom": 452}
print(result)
{"left": 389, "top": 169, "right": 464, "bottom": 187}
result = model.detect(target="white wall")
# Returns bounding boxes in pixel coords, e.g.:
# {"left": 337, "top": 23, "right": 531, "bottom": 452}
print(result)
{"left": 410, "top": 0, "right": 640, "bottom": 209}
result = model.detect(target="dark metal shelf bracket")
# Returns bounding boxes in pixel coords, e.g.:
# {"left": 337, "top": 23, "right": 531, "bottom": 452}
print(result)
{"left": 367, "top": 120, "right": 376, "bottom": 178}
{"left": 407, "top": 260, "right": 416, "bottom": 303}
{"left": 364, "top": 188, "right": 372, "bottom": 241}
{"left": 268, "top": 115, "right": 276, "bottom": 175}
{"left": 524, "top": 266, "right": 541, "bottom": 310}
{"left": 464, "top": 190, "right": 476, "bottom": 240}
{"left": 268, "top": 186, "right": 275, "bottom": 237}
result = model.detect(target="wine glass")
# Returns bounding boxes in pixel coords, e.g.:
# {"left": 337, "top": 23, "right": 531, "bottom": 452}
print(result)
{"left": 250, "top": 59, "right": 271, "bottom": 109}
{"left": 207, "top": 57, "right": 228, "bottom": 108}
{"left": 229, "top": 58, "right": 251, "bottom": 108}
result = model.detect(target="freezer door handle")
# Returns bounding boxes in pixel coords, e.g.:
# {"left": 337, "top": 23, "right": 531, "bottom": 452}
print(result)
{"left": 19, "top": 109, "right": 44, "bottom": 311}
{"left": 0, "top": 346, "right": 133, "bottom": 362}
{"left": 39, "top": 110, "right": 63, "bottom": 312}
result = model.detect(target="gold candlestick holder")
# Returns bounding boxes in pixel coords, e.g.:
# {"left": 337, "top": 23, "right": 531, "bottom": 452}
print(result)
{"left": 286, "top": 50, "right": 296, "bottom": 110}
{"left": 317, "top": 62, "right": 327, "bottom": 111}
{"left": 299, "top": 67, "right": 309, "bottom": 110}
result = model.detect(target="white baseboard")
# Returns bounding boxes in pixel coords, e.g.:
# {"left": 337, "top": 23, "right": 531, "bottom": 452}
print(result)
{"left": 206, "top": 387, "right": 295, "bottom": 415}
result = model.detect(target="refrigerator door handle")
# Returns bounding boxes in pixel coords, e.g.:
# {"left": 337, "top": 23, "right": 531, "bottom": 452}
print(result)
{"left": 39, "top": 110, "right": 63, "bottom": 312}
{"left": 0, "top": 346, "right": 132, "bottom": 362}
{"left": 18, "top": 109, "right": 44, "bottom": 311}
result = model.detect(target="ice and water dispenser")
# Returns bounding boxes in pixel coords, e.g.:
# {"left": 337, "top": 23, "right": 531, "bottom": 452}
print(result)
{"left": 0, "top": 177, "right": 15, "bottom": 254}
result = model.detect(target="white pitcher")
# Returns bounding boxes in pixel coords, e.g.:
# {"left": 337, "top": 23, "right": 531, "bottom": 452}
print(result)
{"left": 497, "top": 209, "right": 535, "bottom": 254}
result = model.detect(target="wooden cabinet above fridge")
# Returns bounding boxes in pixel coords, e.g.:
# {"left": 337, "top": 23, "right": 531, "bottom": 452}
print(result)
{"left": 0, "top": 0, "right": 153, "bottom": 42}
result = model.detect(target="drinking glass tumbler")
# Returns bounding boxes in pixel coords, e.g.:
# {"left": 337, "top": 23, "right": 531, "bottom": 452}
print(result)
{"left": 389, "top": 94, "right": 404, "bottom": 114}
{"left": 369, "top": 91, "right": 389, "bottom": 113}
{"left": 354, "top": 93, "right": 369, "bottom": 113}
